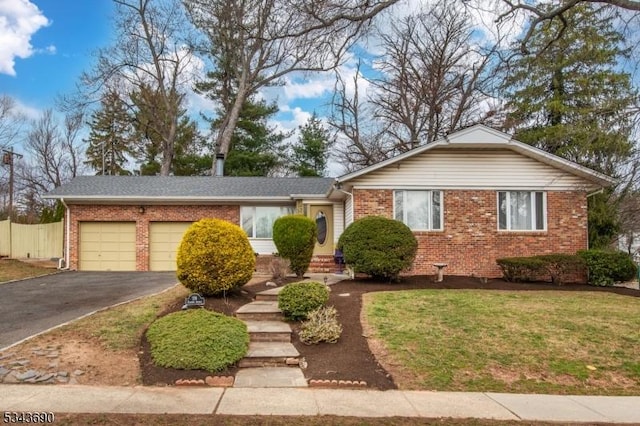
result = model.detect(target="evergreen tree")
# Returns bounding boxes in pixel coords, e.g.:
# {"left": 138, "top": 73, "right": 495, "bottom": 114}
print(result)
{"left": 503, "top": 4, "right": 637, "bottom": 176}
{"left": 502, "top": 4, "right": 639, "bottom": 248}
{"left": 132, "top": 85, "right": 208, "bottom": 176}
{"left": 85, "top": 90, "right": 135, "bottom": 175}
{"left": 292, "top": 113, "right": 332, "bottom": 177}
{"left": 217, "top": 98, "right": 289, "bottom": 177}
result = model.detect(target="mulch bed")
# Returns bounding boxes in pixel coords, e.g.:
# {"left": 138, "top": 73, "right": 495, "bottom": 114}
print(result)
{"left": 139, "top": 275, "right": 639, "bottom": 388}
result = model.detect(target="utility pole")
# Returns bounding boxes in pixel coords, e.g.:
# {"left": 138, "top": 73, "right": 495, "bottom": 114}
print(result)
{"left": 2, "top": 148, "right": 23, "bottom": 222}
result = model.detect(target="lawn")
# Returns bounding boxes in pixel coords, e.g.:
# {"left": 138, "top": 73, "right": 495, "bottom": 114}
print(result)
{"left": 0, "top": 258, "right": 56, "bottom": 283}
{"left": 364, "top": 289, "right": 640, "bottom": 395}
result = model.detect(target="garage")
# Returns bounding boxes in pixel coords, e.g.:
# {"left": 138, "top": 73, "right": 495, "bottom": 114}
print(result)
{"left": 149, "top": 222, "right": 192, "bottom": 271}
{"left": 79, "top": 222, "right": 136, "bottom": 271}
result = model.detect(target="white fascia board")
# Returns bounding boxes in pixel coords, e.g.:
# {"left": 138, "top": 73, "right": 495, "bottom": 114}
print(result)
{"left": 41, "top": 195, "right": 294, "bottom": 204}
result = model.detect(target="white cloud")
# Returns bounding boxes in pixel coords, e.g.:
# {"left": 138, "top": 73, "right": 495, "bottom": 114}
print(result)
{"left": 0, "top": 0, "right": 50, "bottom": 76}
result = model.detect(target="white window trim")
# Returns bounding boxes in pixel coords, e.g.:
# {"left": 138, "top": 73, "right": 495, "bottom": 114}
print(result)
{"left": 240, "top": 206, "right": 294, "bottom": 240}
{"left": 497, "top": 191, "right": 547, "bottom": 232}
{"left": 393, "top": 189, "right": 444, "bottom": 231}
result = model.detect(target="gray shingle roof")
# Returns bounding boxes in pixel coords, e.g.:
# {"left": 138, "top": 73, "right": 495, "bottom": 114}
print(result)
{"left": 44, "top": 176, "right": 335, "bottom": 200}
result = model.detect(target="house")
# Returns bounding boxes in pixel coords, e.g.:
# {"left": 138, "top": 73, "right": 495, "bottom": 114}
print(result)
{"left": 44, "top": 125, "right": 615, "bottom": 277}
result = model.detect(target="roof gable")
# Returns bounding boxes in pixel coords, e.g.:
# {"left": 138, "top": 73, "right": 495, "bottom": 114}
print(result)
{"left": 336, "top": 124, "right": 615, "bottom": 189}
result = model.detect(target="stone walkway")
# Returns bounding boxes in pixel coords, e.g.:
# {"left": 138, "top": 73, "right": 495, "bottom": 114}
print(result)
{"left": 232, "top": 273, "right": 345, "bottom": 388}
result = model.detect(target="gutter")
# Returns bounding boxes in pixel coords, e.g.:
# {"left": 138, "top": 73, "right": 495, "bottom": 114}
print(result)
{"left": 587, "top": 188, "right": 604, "bottom": 198}
{"left": 59, "top": 198, "right": 71, "bottom": 270}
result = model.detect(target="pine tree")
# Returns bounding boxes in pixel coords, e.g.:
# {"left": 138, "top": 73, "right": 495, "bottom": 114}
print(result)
{"left": 85, "top": 90, "right": 135, "bottom": 175}
{"left": 503, "top": 4, "right": 637, "bottom": 177}
{"left": 292, "top": 113, "right": 332, "bottom": 177}
{"left": 131, "top": 85, "right": 207, "bottom": 176}
{"left": 502, "top": 4, "right": 639, "bottom": 248}
{"left": 217, "top": 98, "right": 289, "bottom": 177}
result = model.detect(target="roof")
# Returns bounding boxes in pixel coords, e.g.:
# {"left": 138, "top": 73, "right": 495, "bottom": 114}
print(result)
{"left": 336, "top": 124, "right": 616, "bottom": 189}
{"left": 44, "top": 176, "right": 335, "bottom": 203}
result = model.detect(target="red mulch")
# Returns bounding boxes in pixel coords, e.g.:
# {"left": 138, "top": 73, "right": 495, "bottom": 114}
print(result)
{"left": 139, "top": 275, "right": 639, "bottom": 388}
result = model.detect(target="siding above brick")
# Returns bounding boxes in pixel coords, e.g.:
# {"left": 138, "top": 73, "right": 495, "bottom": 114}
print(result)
{"left": 347, "top": 149, "right": 591, "bottom": 191}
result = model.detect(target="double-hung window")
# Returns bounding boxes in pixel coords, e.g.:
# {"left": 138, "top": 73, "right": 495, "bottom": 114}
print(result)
{"left": 241, "top": 206, "right": 294, "bottom": 238}
{"left": 498, "top": 191, "right": 546, "bottom": 231}
{"left": 394, "top": 190, "right": 442, "bottom": 231}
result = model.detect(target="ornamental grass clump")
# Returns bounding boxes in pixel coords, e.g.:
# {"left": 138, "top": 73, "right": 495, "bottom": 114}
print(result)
{"left": 299, "top": 306, "right": 343, "bottom": 345}
{"left": 277, "top": 281, "right": 329, "bottom": 320}
{"left": 176, "top": 218, "right": 255, "bottom": 296}
{"left": 146, "top": 309, "right": 249, "bottom": 371}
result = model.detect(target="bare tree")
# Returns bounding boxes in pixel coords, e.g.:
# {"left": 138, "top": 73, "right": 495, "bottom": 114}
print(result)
{"left": 495, "top": 0, "right": 640, "bottom": 53}
{"left": 17, "top": 110, "right": 86, "bottom": 215}
{"left": 183, "top": 0, "right": 399, "bottom": 175}
{"left": 371, "top": 2, "right": 501, "bottom": 149}
{"left": 328, "top": 62, "right": 392, "bottom": 172}
{"left": 67, "top": 0, "right": 195, "bottom": 176}
{"left": 0, "top": 95, "right": 25, "bottom": 151}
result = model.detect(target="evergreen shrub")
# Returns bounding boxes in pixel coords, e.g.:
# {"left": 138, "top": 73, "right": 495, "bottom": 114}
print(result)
{"left": 337, "top": 216, "right": 417, "bottom": 280}
{"left": 176, "top": 218, "right": 255, "bottom": 295}
{"left": 277, "top": 281, "right": 329, "bottom": 320}
{"left": 577, "top": 249, "right": 637, "bottom": 286}
{"left": 273, "top": 215, "right": 316, "bottom": 278}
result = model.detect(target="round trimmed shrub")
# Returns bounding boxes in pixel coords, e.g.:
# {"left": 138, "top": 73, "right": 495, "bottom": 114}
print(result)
{"left": 277, "top": 281, "right": 329, "bottom": 320}
{"left": 338, "top": 216, "right": 417, "bottom": 280}
{"left": 577, "top": 249, "right": 637, "bottom": 286}
{"left": 177, "top": 218, "right": 255, "bottom": 296}
{"left": 273, "top": 215, "right": 317, "bottom": 278}
{"left": 146, "top": 309, "right": 249, "bottom": 371}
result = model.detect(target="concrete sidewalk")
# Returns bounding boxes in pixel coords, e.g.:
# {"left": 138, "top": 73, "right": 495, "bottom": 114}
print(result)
{"left": 1, "top": 384, "right": 639, "bottom": 423}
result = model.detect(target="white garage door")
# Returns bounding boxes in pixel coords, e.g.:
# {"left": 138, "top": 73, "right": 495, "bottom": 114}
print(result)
{"left": 79, "top": 222, "right": 136, "bottom": 271}
{"left": 149, "top": 222, "right": 192, "bottom": 271}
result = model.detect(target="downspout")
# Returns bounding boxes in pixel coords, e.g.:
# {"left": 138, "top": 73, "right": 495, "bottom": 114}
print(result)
{"left": 585, "top": 187, "right": 605, "bottom": 249}
{"left": 333, "top": 183, "right": 354, "bottom": 225}
{"left": 59, "top": 198, "right": 71, "bottom": 270}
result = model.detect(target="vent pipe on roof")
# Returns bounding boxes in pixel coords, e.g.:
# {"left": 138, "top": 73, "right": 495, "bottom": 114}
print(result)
{"left": 215, "top": 153, "right": 225, "bottom": 177}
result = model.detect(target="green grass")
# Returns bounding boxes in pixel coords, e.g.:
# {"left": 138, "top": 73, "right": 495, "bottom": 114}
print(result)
{"left": 57, "top": 285, "right": 189, "bottom": 351}
{"left": 0, "top": 258, "right": 56, "bottom": 283}
{"left": 146, "top": 309, "right": 249, "bottom": 371}
{"left": 364, "top": 290, "right": 640, "bottom": 395}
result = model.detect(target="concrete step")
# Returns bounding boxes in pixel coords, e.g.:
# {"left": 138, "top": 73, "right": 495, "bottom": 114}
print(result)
{"left": 245, "top": 320, "right": 291, "bottom": 342}
{"left": 255, "top": 287, "right": 283, "bottom": 302}
{"left": 235, "top": 301, "right": 283, "bottom": 321}
{"left": 238, "top": 342, "right": 300, "bottom": 368}
{"left": 234, "top": 367, "right": 307, "bottom": 388}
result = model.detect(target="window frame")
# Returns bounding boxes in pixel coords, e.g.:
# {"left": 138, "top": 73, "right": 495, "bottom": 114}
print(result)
{"left": 393, "top": 189, "right": 444, "bottom": 231}
{"left": 497, "top": 191, "right": 547, "bottom": 232}
{"left": 240, "top": 206, "right": 295, "bottom": 239}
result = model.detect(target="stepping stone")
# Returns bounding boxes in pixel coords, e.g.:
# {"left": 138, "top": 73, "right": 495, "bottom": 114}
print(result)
{"left": 238, "top": 342, "right": 300, "bottom": 368}
{"left": 245, "top": 320, "right": 292, "bottom": 342}
{"left": 246, "top": 342, "right": 299, "bottom": 358}
{"left": 234, "top": 367, "right": 307, "bottom": 388}
{"left": 255, "top": 287, "right": 283, "bottom": 302}
{"left": 236, "top": 301, "right": 283, "bottom": 321}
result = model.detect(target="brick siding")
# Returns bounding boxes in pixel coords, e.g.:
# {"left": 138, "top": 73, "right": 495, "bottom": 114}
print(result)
{"left": 68, "top": 204, "right": 239, "bottom": 271}
{"left": 352, "top": 189, "right": 588, "bottom": 279}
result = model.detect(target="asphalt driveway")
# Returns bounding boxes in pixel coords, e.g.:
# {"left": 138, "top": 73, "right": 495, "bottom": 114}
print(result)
{"left": 0, "top": 271, "right": 179, "bottom": 350}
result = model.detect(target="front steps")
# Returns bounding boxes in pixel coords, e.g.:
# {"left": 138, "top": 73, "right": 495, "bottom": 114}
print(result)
{"left": 235, "top": 295, "right": 301, "bottom": 370}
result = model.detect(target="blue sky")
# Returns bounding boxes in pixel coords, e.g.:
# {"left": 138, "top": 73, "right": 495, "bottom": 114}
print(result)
{"left": 0, "top": 0, "right": 116, "bottom": 114}
{"left": 0, "top": 0, "right": 339, "bottom": 129}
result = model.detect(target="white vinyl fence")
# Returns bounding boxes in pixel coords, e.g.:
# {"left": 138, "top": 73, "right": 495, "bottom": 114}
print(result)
{"left": 0, "top": 220, "right": 63, "bottom": 259}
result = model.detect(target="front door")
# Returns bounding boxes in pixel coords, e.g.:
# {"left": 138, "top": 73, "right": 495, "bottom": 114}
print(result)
{"left": 309, "top": 205, "right": 333, "bottom": 255}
